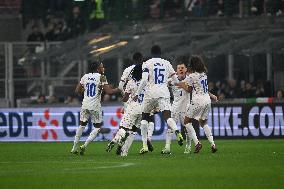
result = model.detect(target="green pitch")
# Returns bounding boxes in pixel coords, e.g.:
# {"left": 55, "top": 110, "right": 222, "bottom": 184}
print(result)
{"left": 1, "top": 140, "right": 283, "bottom": 189}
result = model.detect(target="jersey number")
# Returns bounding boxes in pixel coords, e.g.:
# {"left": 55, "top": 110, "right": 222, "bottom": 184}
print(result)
{"left": 138, "top": 93, "right": 144, "bottom": 103}
{"left": 154, "top": 68, "right": 165, "bottom": 84}
{"left": 86, "top": 83, "right": 96, "bottom": 97}
{"left": 200, "top": 79, "right": 208, "bottom": 93}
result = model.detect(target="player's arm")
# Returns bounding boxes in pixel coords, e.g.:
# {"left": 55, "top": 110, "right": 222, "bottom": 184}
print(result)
{"left": 176, "top": 75, "right": 193, "bottom": 93}
{"left": 209, "top": 92, "right": 218, "bottom": 102}
{"left": 122, "top": 92, "right": 130, "bottom": 102}
{"left": 118, "top": 80, "right": 126, "bottom": 92}
{"left": 169, "top": 64, "right": 179, "bottom": 84}
{"left": 75, "top": 83, "right": 84, "bottom": 94}
{"left": 118, "top": 68, "right": 129, "bottom": 91}
{"left": 133, "top": 68, "right": 149, "bottom": 101}
{"left": 176, "top": 82, "right": 193, "bottom": 93}
{"left": 103, "top": 85, "right": 121, "bottom": 94}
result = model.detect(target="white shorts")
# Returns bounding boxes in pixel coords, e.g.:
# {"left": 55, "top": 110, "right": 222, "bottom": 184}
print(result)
{"left": 187, "top": 102, "right": 211, "bottom": 121}
{"left": 172, "top": 111, "right": 186, "bottom": 125}
{"left": 142, "top": 98, "right": 171, "bottom": 114}
{"left": 120, "top": 112, "right": 142, "bottom": 129}
{"left": 80, "top": 108, "right": 102, "bottom": 124}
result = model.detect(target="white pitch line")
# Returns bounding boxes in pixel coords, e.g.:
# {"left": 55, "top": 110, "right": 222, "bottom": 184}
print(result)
{"left": 0, "top": 161, "right": 135, "bottom": 175}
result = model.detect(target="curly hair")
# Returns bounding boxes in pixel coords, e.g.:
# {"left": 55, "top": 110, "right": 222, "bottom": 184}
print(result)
{"left": 189, "top": 55, "right": 207, "bottom": 73}
{"left": 89, "top": 61, "right": 101, "bottom": 73}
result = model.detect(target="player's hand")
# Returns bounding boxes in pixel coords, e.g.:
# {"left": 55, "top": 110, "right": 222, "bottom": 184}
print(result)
{"left": 176, "top": 82, "right": 188, "bottom": 90}
{"left": 210, "top": 94, "right": 218, "bottom": 102}
{"left": 132, "top": 95, "right": 138, "bottom": 102}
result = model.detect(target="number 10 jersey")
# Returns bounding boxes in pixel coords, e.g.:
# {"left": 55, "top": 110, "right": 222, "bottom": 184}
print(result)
{"left": 80, "top": 73, "right": 108, "bottom": 110}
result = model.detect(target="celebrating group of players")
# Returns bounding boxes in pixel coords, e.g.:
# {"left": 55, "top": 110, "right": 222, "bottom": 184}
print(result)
{"left": 70, "top": 45, "right": 218, "bottom": 156}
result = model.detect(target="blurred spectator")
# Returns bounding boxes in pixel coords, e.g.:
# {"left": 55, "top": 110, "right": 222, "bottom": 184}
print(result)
{"left": 53, "top": 21, "right": 68, "bottom": 41}
{"left": 47, "top": 95, "right": 59, "bottom": 104}
{"left": 276, "top": 89, "right": 284, "bottom": 99}
{"left": 227, "top": 79, "right": 238, "bottom": 98}
{"left": 209, "top": 79, "right": 273, "bottom": 100}
{"left": 243, "top": 82, "right": 255, "bottom": 98}
{"left": 67, "top": 5, "right": 86, "bottom": 38}
{"left": 218, "top": 92, "right": 226, "bottom": 101}
{"left": 27, "top": 25, "right": 45, "bottom": 42}
{"left": 208, "top": 81, "right": 218, "bottom": 95}
{"left": 251, "top": 0, "right": 265, "bottom": 15}
{"left": 45, "top": 22, "right": 56, "bottom": 41}
{"left": 64, "top": 95, "right": 80, "bottom": 105}
{"left": 255, "top": 80, "right": 265, "bottom": 97}
{"left": 267, "top": 0, "right": 284, "bottom": 15}
{"left": 103, "top": 94, "right": 111, "bottom": 102}
{"left": 218, "top": 0, "right": 224, "bottom": 16}
{"left": 37, "top": 95, "right": 46, "bottom": 104}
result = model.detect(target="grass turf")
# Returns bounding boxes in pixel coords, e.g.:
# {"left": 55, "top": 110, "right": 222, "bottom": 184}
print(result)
{"left": 0, "top": 140, "right": 283, "bottom": 189}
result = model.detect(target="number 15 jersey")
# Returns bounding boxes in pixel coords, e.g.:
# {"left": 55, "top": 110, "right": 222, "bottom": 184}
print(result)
{"left": 80, "top": 73, "right": 108, "bottom": 110}
{"left": 142, "top": 58, "right": 175, "bottom": 99}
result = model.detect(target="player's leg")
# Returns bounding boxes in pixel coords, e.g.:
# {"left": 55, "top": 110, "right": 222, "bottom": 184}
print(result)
{"left": 108, "top": 111, "right": 133, "bottom": 153}
{"left": 181, "top": 112, "right": 192, "bottom": 154}
{"left": 121, "top": 125, "right": 138, "bottom": 156}
{"left": 147, "top": 114, "right": 155, "bottom": 152}
{"left": 184, "top": 116, "right": 202, "bottom": 153}
{"left": 199, "top": 103, "right": 217, "bottom": 153}
{"left": 200, "top": 119, "right": 217, "bottom": 153}
{"left": 106, "top": 127, "right": 127, "bottom": 152}
{"left": 80, "top": 110, "right": 102, "bottom": 155}
{"left": 115, "top": 127, "right": 129, "bottom": 155}
{"left": 71, "top": 120, "right": 87, "bottom": 154}
{"left": 139, "top": 99, "right": 155, "bottom": 154}
{"left": 140, "top": 112, "right": 151, "bottom": 154}
{"left": 161, "top": 111, "right": 179, "bottom": 154}
{"left": 159, "top": 98, "right": 184, "bottom": 146}
{"left": 121, "top": 114, "right": 141, "bottom": 156}
{"left": 161, "top": 128, "right": 173, "bottom": 154}
{"left": 80, "top": 122, "right": 101, "bottom": 155}
{"left": 71, "top": 109, "right": 88, "bottom": 154}
{"left": 162, "top": 110, "right": 184, "bottom": 146}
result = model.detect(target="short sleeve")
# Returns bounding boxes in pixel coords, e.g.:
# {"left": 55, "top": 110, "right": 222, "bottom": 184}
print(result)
{"left": 80, "top": 75, "right": 85, "bottom": 85}
{"left": 142, "top": 63, "right": 149, "bottom": 73}
{"left": 168, "top": 63, "right": 176, "bottom": 77}
{"left": 124, "top": 80, "right": 133, "bottom": 94}
{"left": 120, "top": 69, "right": 128, "bottom": 81}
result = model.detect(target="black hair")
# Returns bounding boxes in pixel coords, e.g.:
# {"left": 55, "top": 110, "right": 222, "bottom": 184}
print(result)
{"left": 151, "top": 45, "right": 161, "bottom": 56}
{"left": 176, "top": 55, "right": 189, "bottom": 67}
{"left": 189, "top": 55, "right": 207, "bottom": 73}
{"left": 132, "top": 52, "right": 143, "bottom": 64}
{"left": 130, "top": 64, "right": 143, "bottom": 82}
{"left": 89, "top": 61, "right": 101, "bottom": 73}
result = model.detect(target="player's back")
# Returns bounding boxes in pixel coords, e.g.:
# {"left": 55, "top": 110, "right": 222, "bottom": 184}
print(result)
{"left": 125, "top": 79, "right": 144, "bottom": 114}
{"left": 143, "top": 58, "right": 174, "bottom": 99}
{"left": 81, "top": 73, "right": 104, "bottom": 110}
{"left": 188, "top": 72, "right": 210, "bottom": 103}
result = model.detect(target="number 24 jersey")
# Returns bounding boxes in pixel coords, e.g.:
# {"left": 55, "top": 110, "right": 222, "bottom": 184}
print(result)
{"left": 142, "top": 58, "right": 176, "bottom": 99}
{"left": 80, "top": 73, "right": 108, "bottom": 110}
